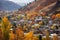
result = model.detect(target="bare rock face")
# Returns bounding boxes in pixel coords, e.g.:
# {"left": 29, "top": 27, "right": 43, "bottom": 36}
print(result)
{"left": 19, "top": 0, "right": 57, "bottom": 13}
{"left": 46, "top": 0, "right": 60, "bottom": 14}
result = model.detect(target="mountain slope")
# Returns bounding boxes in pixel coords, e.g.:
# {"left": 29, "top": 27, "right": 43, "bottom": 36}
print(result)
{"left": 19, "top": 0, "right": 57, "bottom": 13}
{"left": 0, "top": 1, "right": 22, "bottom": 11}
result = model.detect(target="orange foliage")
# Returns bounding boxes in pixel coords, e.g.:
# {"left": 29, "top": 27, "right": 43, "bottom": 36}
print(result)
{"left": 56, "top": 13, "right": 60, "bottom": 18}
{"left": 26, "top": 11, "right": 38, "bottom": 17}
{"left": 24, "top": 31, "right": 34, "bottom": 40}
{"left": 9, "top": 31, "right": 15, "bottom": 40}
{"left": 52, "top": 15, "right": 56, "bottom": 19}
{"left": 0, "top": 28, "right": 2, "bottom": 40}
{"left": 16, "top": 27, "right": 24, "bottom": 40}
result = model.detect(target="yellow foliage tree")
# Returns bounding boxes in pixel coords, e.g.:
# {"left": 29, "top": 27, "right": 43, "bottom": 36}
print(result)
{"left": 24, "top": 31, "right": 34, "bottom": 40}
{"left": 45, "top": 30, "right": 50, "bottom": 40}
{"left": 32, "top": 36, "right": 39, "bottom": 40}
{"left": 16, "top": 26, "right": 24, "bottom": 40}
{"left": 1, "top": 17, "right": 12, "bottom": 40}
{"left": 9, "top": 30, "right": 15, "bottom": 40}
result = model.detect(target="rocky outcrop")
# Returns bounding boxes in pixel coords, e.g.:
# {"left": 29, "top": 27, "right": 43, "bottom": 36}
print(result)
{"left": 19, "top": 0, "right": 57, "bottom": 13}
